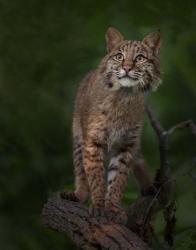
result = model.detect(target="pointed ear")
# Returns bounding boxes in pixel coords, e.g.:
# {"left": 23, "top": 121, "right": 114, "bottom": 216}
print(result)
{"left": 143, "top": 31, "right": 161, "bottom": 56}
{"left": 105, "top": 27, "right": 124, "bottom": 53}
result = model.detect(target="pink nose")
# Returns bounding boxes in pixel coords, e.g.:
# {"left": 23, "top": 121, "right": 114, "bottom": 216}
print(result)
{"left": 123, "top": 65, "right": 131, "bottom": 74}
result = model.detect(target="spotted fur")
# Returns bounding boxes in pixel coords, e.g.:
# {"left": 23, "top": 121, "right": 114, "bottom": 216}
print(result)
{"left": 68, "top": 27, "right": 161, "bottom": 222}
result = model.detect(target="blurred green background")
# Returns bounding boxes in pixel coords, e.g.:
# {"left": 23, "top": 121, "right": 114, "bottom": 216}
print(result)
{"left": 0, "top": 0, "right": 195, "bottom": 249}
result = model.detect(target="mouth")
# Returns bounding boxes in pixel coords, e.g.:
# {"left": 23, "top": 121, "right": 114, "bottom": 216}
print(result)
{"left": 118, "top": 75, "right": 138, "bottom": 81}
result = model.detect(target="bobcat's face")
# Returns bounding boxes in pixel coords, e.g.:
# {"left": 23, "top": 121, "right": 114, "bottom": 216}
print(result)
{"left": 100, "top": 27, "right": 161, "bottom": 92}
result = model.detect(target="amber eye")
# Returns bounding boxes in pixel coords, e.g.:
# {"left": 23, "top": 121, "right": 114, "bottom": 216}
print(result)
{"left": 135, "top": 54, "right": 146, "bottom": 63}
{"left": 115, "top": 53, "right": 124, "bottom": 61}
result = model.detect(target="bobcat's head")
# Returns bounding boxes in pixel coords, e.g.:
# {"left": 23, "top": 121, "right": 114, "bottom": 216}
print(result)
{"left": 99, "top": 27, "right": 161, "bottom": 92}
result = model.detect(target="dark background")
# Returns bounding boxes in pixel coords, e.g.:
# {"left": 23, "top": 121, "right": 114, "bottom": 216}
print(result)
{"left": 0, "top": 0, "right": 195, "bottom": 249}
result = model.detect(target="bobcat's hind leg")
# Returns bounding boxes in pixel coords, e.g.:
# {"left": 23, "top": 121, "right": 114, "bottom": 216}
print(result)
{"left": 132, "top": 157, "right": 155, "bottom": 196}
{"left": 61, "top": 135, "right": 89, "bottom": 203}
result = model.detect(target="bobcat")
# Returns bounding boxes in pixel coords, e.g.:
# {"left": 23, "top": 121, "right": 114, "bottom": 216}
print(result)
{"left": 62, "top": 27, "right": 161, "bottom": 224}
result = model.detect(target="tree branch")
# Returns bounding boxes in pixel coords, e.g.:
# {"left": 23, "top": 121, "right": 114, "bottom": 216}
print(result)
{"left": 144, "top": 103, "right": 196, "bottom": 245}
{"left": 42, "top": 193, "right": 150, "bottom": 250}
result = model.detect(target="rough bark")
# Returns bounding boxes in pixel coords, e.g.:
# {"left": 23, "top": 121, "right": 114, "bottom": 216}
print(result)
{"left": 42, "top": 193, "right": 150, "bottom": 250}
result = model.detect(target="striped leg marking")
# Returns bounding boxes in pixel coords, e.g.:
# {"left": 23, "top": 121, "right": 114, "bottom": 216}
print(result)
{"left": 73, "top": 136, "right": 89, "bottom": 202}
{"left": 83, "top": 139, "right": 105, "bottom": 214}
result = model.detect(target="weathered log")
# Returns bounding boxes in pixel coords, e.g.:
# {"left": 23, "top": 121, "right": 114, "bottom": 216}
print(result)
{"left": 42, "top": 193, "right": 150, "bottom": 250}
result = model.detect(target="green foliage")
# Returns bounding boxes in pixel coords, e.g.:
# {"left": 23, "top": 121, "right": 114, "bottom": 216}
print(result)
{"left": 0, "top": 0, "right": 195, "bottom": 249}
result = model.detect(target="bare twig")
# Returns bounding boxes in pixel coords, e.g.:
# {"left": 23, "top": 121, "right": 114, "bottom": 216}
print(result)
{"left": 145, "top": 103, "right": 170, "bottom": 193}
{"left": 167, "top": 120, "right": 196, "bottom": 136}
{"left": 145, "top": 103, "right": 196, "bottom": 247}
{"left": 163, "top": 200, "right": 177, "bottom": 246}
{"left": 145, "top": 104, "right": 164, "bottom": 137}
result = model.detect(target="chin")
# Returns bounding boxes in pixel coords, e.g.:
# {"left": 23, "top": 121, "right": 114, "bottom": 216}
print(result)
{"left": 106, "top": 77, "right": 140, "bottom": 92}
{"left": 119, "top": 77, "right": 139, "bottom": 88}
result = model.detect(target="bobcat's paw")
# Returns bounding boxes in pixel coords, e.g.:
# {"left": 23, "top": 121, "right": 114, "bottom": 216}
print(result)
{"left": 105, "top": 204, "right": 127, "bottom": 225}
{"left": 60, "top": 191, "right": 79, "bottom": 202}
{"left": 89, "top": 204, "right": 105, "bottom": 217}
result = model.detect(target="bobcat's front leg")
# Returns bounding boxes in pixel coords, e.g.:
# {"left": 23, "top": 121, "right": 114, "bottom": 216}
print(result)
{"left": 105, "top": 148, "right": 133, "bottom": 224}
{"left": 83, "top": 136, "right": 105, "bottom": 217}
